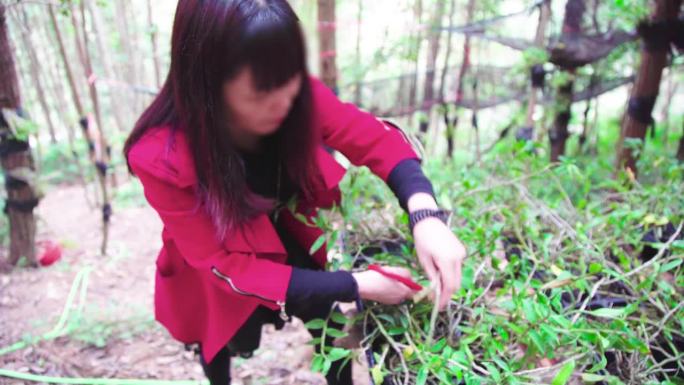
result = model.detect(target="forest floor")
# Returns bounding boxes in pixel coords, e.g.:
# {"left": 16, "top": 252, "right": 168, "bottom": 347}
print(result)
{"left": 0, "top": 178, "right": 370, "bottom": 385}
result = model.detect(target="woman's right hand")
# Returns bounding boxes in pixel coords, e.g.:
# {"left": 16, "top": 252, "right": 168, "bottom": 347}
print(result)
{"left": 352, "top": 266, "right": 417, "bottom": 305}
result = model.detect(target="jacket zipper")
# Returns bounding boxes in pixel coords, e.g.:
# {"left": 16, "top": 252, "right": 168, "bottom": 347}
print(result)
{"left": 211, "top": 266, "right": 289, "bottom": 321}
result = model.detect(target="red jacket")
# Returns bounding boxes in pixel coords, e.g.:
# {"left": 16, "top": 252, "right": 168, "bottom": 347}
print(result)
{"left": 127, "top": 77, "right": 418, "bottom": 364}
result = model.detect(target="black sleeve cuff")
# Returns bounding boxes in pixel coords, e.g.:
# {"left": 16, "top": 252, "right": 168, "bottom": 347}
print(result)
{"left": 387, "top": 158, "right": 435, "bottom": 212}
{"left": 286, "top": 268, "right": 359, "bottom": 304}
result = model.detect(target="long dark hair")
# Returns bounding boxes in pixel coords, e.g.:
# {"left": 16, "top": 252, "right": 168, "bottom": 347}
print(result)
{"left": 124, "top": 0, "right": 318, "bottom": 238}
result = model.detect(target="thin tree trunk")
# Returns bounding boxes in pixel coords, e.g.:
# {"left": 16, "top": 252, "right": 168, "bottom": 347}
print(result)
{"left": 422, "top": 0, "right": 445, "bottom": 113}
{"left": 147, "top": 0, "right": 162, "bottom": 88}
{"left": 523, "top": 0, "right": 551, "bottom": 133}
{"left": 69, "top": 2, "right": 89, "bottom": 102}
{"left": 17, "top": 8, "right": 57, "bottom": 144}
{"left": 473, "top": 78, "right": 481, "bottom": 163}
{"left": 80, "top": 0, "right": 112, "bottom": 255}
{"left": 49, "top": 6, "right": 84, "bottom": 117}
{"left": 87, "top": 0, "right": 126, "bottom": 133}
{"left": 550, "top": 74, "right": 575, "bottom": 162}
{"left": 317, "top": 0, "right": 337, "bottom": 91}
{"left": 0, "top": 5, "right": 39, "bottom": 267}
{"left": 48, "top": 6, "right": 95, "bottom": 206}
{"left": 438, "top": 0, "right": 457, "bottom": 102}
{"left": 550, "top": 0, "right": 586, "bottom": 162}
{"left": 447, "top": 0, "right": 476, "bottom": 159}
{"left": 616, "top": 0, "right": 682, "bottom": 175}
{"left": 408, "top": 0, "right": 423, "bottom": 110}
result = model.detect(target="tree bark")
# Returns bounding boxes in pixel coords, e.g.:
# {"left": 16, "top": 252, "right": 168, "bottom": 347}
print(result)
{"left": 49, "top": 6, "right": 84, "bottom": 117}
{"left": 616, "top": 0, "right": 683, "bottom": 175}
{"left": 80, "top": 0, "right": 113, "bottom": 255}
{"left": 523, "top": 0, "right": 551, "bottom": 132}
{"left": 17, "top": 8, "right": 57, "bottom": 144}
{"left": 0, "top": 5, "right": 39, "bottom": 267}
{"left": 408, "top": 0, "right": 423, "bottom": 111}
{"left": 147, "top": 0, "right": 162, "bottom": 88}
{"left": 438, "top": 0, "right": 457, "bottom": 102}
{"left": 317, "top": 0, "right": 337, "bottom": 91}
{"left": 549, "top": 0, "right": 585, "bottom": 162}
{"left": 422, "top": 0, "right": 445, "bottom": 113}
{"left": 87, "top": 0, "right": 126, "bottom": 133}
{"left": 447, "top": 0, "right": 475, "bottom": 159}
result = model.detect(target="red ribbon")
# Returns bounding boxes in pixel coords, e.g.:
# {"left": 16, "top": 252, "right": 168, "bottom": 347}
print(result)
{"left": 368, "top": 264, "right": 423, "bottom": 291}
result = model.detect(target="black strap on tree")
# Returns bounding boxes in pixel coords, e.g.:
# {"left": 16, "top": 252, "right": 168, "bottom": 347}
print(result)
{"left": 673, "top": 17, "right": 684, "bottom": 51}
{"left": 638, "top": 18, "right": 684, "bottom": 53}
{"left": 5, "top": 173, "right": 28, "bottom": 190}
{"left": 4, "top": 198, "right": 39, "bottom": 214}
{"left": 627, "top": 95, "right": 657, "bottom": 126}
{"left": 102, "top": 203, "right": 112, "bottom": 223}
{"left": 550, "top": 111, "right": 571, "bottom": 144}
{"left": 530, "top": 64, "right": 546, "bottom": 89}
{"left": 471, "top": 79, "right": 480, "bottom": 130}
{"left": 0, "top": 138, "right": 29, "bottom": 160}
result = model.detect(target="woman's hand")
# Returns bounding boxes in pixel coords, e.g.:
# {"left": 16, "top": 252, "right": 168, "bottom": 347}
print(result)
{"left": 352, "top": 266, "right": 417, "bottom": 304}
{"left": 413, "top": 217, "right": 466, "bottom": 311}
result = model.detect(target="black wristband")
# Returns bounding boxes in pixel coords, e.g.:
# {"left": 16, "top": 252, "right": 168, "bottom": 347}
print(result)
{"left": 409, "top": 208, "right": 450, "bottom": 233}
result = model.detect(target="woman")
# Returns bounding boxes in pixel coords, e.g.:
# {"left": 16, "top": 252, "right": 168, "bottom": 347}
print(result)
{"left": 124, "top": 1, "right": 466, "bottom": 384}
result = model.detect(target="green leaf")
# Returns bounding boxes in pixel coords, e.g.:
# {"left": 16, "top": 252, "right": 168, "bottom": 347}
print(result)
{"left": 483, "top": 362, "right": 501, "bottom": 383}
{"left": 309, "top": 234, "right": 327, "bottom": 255}
{"left": 330, "top": 312, "right": 348, "bottom": 325}
{"left": 371, "top": 365, "right": 384, "bottom": 384}
{"left": 588, "top": 307, "right": 626, "bottom": 319}
{"left": 659, "top": 259, "right": 682, "bottom": 273}
{"left": 589, "top": 262, "right": 603, "bottom": 274}
{"left": 327, "top": 347, "right": 351, "bottom": 362}
{"left": 325, "top": 328, "right": 348, "bottom": 338}
{"left": 311, "top": 355, "right": 325, "bottom": 372}
{"left": 305, "top": 319, "right": 326, "bottom": 330}
{"left": 322, "top": 358, "right": 332, "bottom": 375}
{"left": 416, "top": 365, "right": 428, "bottom": 385}
{"left": 581, "top": 373, "right": 608, "bottom": 382}
{"left": 551, "top": 360, "right": 576, "bottom": 385}
{"left": 522, "top": 299, "right": 539, "bottom": 323}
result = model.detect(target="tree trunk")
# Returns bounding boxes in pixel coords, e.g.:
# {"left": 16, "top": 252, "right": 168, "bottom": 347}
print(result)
{"left": 88, "top": 0, "right": 127, "bottom": 133}
{"left": 317, "top": 0, "right": 337, "bottom": 92}
{"left": 616, "top": 0, "right": 682, "bottom": 175}
{"left": 438, "top": 0, "right": 457, "bottom": 102}
{"left": 523, "top": 0, "right": 551, "bottom": 133}
{"left": 147, "top": 0, "right": 162, "bottom": 88}
{"left": 408, "top": 0, "right": 423, "bottom": 111}
{"left": 549, "top": 0, "right": 585, "bottom": 162}
{"left": 550, "top": 74, "right": 575, "bottom": 162}
{"left": 17, "top": 8, "right": 57, "bottom": 144}
{"left": 422, "top": 0, "right": 445, "bottom": 113}
{"left": 49, "top": 6, "right": 84, "bottom": 117}
{"left": 446, "top": 0, "right": 475, "bottom": 159}
{"left": 0, "top": 5, "right": 39, "bottom": 267}
{"left": 80, "top": 0, "right": 113, "bottom": 255}
{"left": 69, "top": 2, "right": 89, "bottom": 102}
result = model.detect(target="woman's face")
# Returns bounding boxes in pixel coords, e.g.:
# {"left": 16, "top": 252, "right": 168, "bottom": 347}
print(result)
{"left": 222, "top": 66, "right": 302, "bottom": 138}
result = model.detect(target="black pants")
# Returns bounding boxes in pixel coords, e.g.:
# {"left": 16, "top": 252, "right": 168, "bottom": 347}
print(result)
{"left": 198, "top": 301, "right": 352, "bottom": 385}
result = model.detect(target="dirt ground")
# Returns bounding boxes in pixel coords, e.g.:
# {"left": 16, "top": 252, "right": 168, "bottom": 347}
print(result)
{"left": 0, "top": 179, "right": 370, "bottom": 385}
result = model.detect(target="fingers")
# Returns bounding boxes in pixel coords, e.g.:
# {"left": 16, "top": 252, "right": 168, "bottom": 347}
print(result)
{"left": 380, "top": 266, "right": 413, "bottom": 279}
{"left": 435, "top": 257, "right": 461, "bottom": 310}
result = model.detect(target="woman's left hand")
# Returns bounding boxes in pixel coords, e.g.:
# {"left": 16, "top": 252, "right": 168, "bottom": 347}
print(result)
{"left": 412, "top": 217, "right": 466, "bottom": 311}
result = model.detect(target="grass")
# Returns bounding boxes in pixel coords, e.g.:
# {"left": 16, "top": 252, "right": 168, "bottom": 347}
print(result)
{"left": 308, "top": 117, "right": 684, "bottom": 385}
